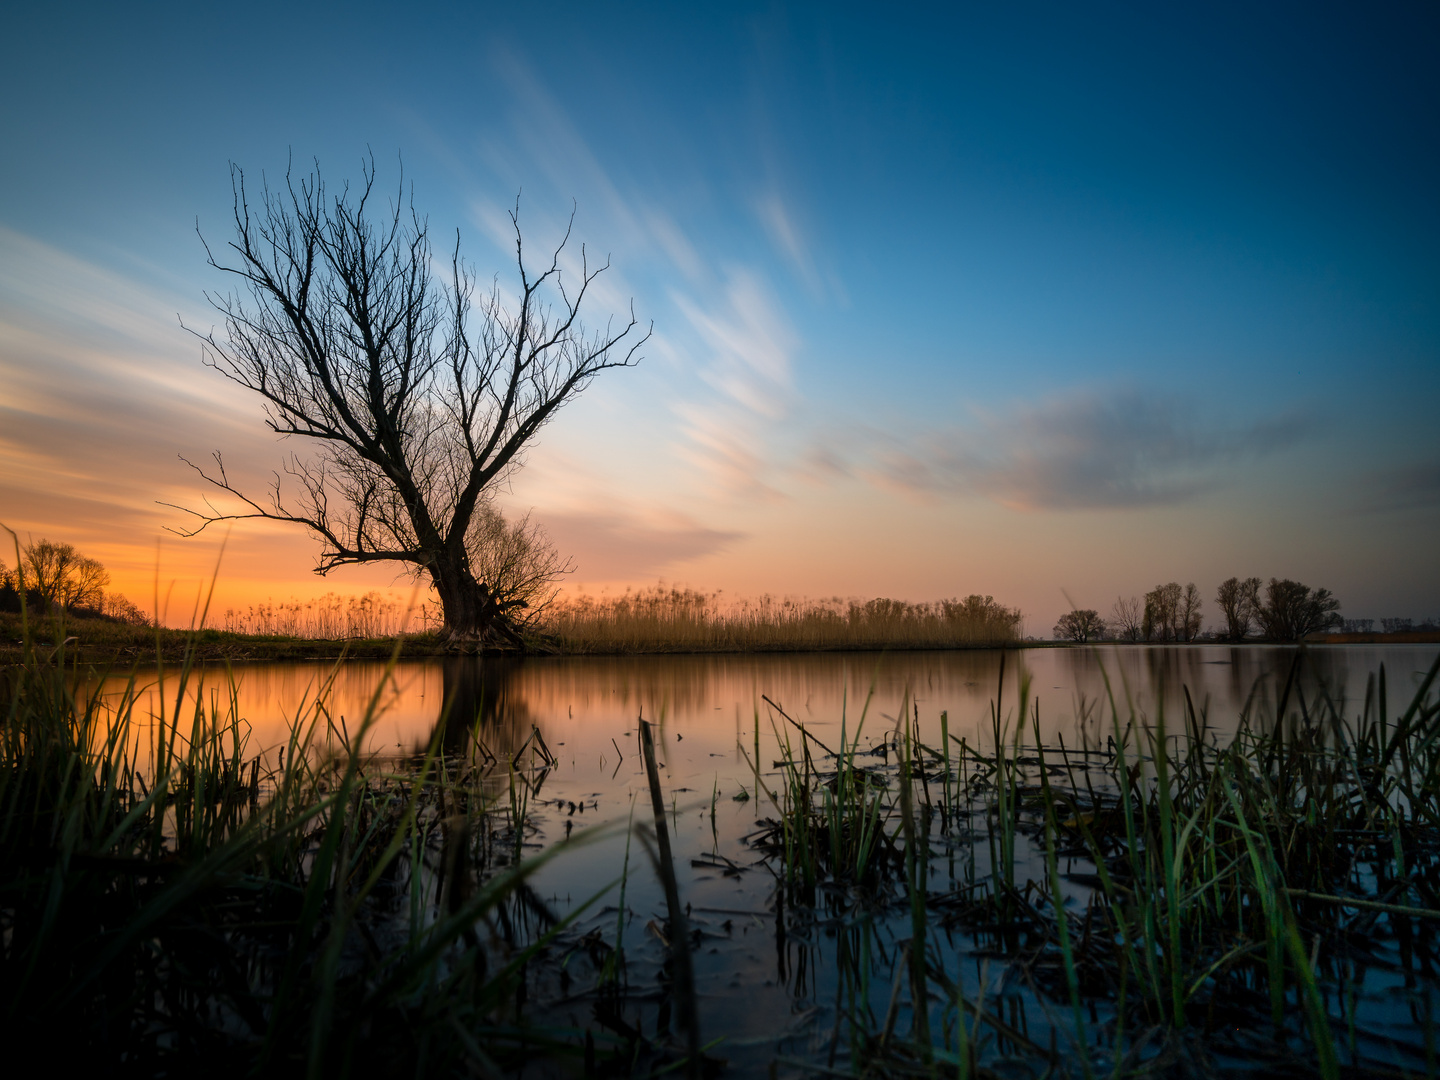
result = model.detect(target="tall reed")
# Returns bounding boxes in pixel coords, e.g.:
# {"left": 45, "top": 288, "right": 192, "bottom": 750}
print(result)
{"left": 746, "top": 650, "right": 1440, "bottom": 1077}
{"left": 545, "top": 586, "right": 1023, "bottom": 653}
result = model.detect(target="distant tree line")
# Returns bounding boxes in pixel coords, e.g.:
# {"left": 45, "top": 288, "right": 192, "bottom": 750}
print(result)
{"left": 1339, "top": 617, "right": 1440, "bottom": 634}
{"left": 0, "top": 539, "right": 148, "bottom": 624}
{"left": 1053, "top": 576, "right": 1348, "bottom": 644}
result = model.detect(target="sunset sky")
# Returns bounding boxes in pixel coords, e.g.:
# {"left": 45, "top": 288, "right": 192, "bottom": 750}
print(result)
{"left": 2, "top": 2, "right": 1437, "bottom": 633}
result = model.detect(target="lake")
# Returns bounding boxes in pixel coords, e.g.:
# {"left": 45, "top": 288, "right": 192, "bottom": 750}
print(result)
{"left": 100, "top": 642, "right": 1439, "bottom": 768}
{"left": 90, "top": 643, "right": 1440, "bottom": 1074}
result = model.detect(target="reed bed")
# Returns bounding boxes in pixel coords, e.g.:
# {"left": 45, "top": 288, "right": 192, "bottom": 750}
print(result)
{"left": 219, "top": 590, "right": 429, "bottom": 638}
{"left": 544, "top": 587, "right": 1023, "bottom": 654}
{"left": 0, "top": 624, "right": 638, "bottom": 1073}
{"left": 745, "top": 651, "right": 1440, "bottom": 1078}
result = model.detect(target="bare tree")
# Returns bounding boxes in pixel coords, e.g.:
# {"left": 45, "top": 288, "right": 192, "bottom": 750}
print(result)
{"left": 1110, "top": 595, "right": 1143, "bottom": 641}
{"left": 463, "top": 501, "right": 571, "bottom": 629}
{"left": 1256, "top": 579, "right": 1341, "bottom": 641}
{"left": 20, "top": 539, "right": 110, "bottom": 612}
{"left": 1054, "top": 609, "right": 1106, "bottom": 642}
{"left": 1215, "top": 576, "right": 1262, "bottom": 640}
{"left": 1178, "top": 582, "right": 1203, "bottom": 642}
{"left": 168, "top": 158, "right": 647, "bottom": 644}
{"left": 1143, "top": 583, "right": 1182, "bottom": 642}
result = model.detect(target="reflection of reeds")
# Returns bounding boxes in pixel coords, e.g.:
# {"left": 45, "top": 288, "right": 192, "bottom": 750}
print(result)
{"left": 545, "top": 586, "right": 1023, "bottom": 653}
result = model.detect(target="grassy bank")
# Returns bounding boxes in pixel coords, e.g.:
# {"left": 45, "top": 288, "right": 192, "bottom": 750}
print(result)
{"left": 3, "top": 587, "right": 1025, "bottom": 666}
{"left": 0, "top": 610, "right": 453, "bottom": 665}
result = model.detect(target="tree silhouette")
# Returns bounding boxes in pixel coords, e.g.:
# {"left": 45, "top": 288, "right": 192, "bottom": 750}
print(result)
{"left": 1054, "top": 609, "right": 1106, "bottom": 642}
{"left": 1257, "top": 579, "right": 1341, "bottom": 641}
{"left": 1110, "top": 595, "right": 1143, "bottom": 641}
{"left": 1215, "top": 576, "right": 1262, "bottom": 640}
{"left": 19, "top": 539, "right": 109, "bottom": 613}
{"left": 169, "top": 158, "right": 647, "bottom": 644}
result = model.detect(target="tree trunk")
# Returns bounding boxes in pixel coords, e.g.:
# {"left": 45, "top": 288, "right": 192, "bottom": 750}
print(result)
{"left": 430, "top": 554, "right": 524, "bottom": 649}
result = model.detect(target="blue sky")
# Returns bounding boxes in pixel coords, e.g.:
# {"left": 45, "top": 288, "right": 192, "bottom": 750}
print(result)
{"left": 2, "top": 1, "right": 1437, "bottom": 629}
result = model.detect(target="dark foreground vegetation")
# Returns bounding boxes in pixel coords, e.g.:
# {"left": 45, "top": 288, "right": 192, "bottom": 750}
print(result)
{"left": 0, "top": 631, "right": 606, "bottom": 1070}
{"left": 3, "top": 596, "right": 1437, "bottom": 1076}
{"left": 751, "top": 655, "right": 1440, "bottom": 1078}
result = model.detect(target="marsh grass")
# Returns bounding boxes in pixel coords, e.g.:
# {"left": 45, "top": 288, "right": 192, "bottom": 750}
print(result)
{"left": 747, "top": 650, "right": 1440, "bottom": 1078}
{"left": 0, "top": 607, "right": 453, "bottom": 665}
{"left": 544, "top": 587, "right": 1023, "bottom": 654}
{"left": 4, "top": 586, "right": 1025, "bottom": 665}
{"left": 0, "top": 609, "right": 633, "bottom": 1073}
{"left": 219, "top": 591, "right": 428, "bottom": 638}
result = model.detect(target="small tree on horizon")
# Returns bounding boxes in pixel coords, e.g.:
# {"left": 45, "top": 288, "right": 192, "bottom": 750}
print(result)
{"left": 1178, "top": 582, "right": 1203, "bottom": 642}
{"left": 1216, "top": 576, "right": 1262, "bottom": 640}
{"left": 1054, "top": 609, "right": 1106, "bottom": 642}
{"left": 1256, "top": 578, "right": 1341, "bottom": 641}
{"left": 1143, "top": 583, "right": 1183, "bottom": 641}
{"left": 1111, "top": 595, "right": 1143, "bottom": 641}
{"left": 463, "top": 501, "right": 572, "bottom": 630}
{"left": 20, "top": 539, "right": 110, "bottom": 613}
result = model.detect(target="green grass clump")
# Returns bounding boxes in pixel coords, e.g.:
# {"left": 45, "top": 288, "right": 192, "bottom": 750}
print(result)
{"left": 747, "top": 651, "right": 1440, "bottom": 1078}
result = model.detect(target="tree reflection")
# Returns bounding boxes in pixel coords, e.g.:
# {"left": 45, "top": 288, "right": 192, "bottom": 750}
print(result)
{"left": 436, "top": 657, "right": 537, "bottom": 762}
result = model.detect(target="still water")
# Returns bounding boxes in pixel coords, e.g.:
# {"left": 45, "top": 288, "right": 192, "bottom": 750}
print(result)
{"left": 103, "top": 642, "right": 1439, "bottom": 767}
{"left": 95, "top": 644, "right": 1440, "bottom": 1071}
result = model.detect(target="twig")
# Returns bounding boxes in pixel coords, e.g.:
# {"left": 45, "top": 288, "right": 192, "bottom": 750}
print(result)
{"left": 762, "top": 695, "right": 838, "bottom": 758}
{"left": 1284, "top": 889, "right": 1440, "bottom": 921}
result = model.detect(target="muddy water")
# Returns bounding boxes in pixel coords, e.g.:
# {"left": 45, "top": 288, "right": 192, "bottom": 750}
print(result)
{"left": 94, "top": 644, "right": 1440, "bottom": 1072}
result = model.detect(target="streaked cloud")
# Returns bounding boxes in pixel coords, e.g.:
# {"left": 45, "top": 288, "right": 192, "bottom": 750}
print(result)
{"left": 670, "top": 269, "right": 798, "bottom": 498}
{"left": 450, "top": 52, "right": 806, "bottom": 504}
{"left": 0, "top": 228, "right": 270, "bottom": 537}
{"left": 1356, "top": 460, "right": 1440, "bottom": 513}
{"left": 833, "top": 389, "right": 1314, "bottom": 510}
{"left": 674, "top": 269, "right": 795, "bottom": 419}
{"left": 539, "top": 508, "right": 742, "bottom": 581}
{"left": 755, "top": 192, "right": 823, "bottom": 298}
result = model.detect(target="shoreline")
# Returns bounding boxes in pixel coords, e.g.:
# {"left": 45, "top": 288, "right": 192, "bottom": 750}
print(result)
{"left": 4, "top": 616, "right": 1437, "bottom": 668}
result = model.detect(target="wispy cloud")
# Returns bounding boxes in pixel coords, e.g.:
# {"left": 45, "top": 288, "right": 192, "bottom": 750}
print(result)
{"left": 673, "top": 269, "right": 795, "bottom": 419}
{"left": 820, "top": 389, "right": 1313, "bottom": 510}
{"left": 754, "top": 192, "right": 823, "bottom": 299}
{"left": 443, "top": 51, "right": 806, "bottom": 504}
{"left": 540, "top": 507, "right": 742, "bottom": 581}
{"left": 0, "top": 228, "right": 274, "bottom": 534}
{"left": 670, "top": 269, "right": 799, "bottom": 498}
{"left": 1356, "top": 460, "right": 1440, "bottom": 513}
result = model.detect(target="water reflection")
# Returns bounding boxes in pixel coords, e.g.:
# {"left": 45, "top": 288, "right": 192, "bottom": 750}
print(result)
{"left": 438, "top": 656, "right": 535, "bottom": 758}
{"left": 82, "top": 643, "right": 1438, "bottom": 1071}
{"left": 93, "top": 643, "right": 1438, "bottom": 776}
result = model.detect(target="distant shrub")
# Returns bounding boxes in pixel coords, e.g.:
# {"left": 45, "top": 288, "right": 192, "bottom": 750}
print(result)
{"left": 1054, "top": 609, "right": 1106, "bottom": 642}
